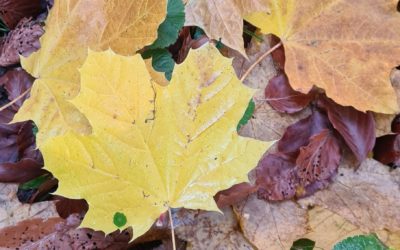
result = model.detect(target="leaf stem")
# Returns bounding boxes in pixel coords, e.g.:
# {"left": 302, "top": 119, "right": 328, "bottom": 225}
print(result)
{"left": 168, "top": 207, "right": 176, "bottom": 250}
{"left": 0, "top": 87, "right": 31, "bottom": 112}
{"left": 240, "top": 41, "right": 283, "bottom": 82}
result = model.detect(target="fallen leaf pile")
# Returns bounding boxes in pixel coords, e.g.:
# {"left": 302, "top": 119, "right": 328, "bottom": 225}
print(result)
{"left": 0, "top": 0, "right": 400, "bottom": 249}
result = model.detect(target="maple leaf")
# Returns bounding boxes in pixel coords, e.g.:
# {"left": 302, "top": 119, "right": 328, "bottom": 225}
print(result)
{"left": 247, "top": 0, "right": 400, "bottom": 113}
{"left": 41, "top": 45, "right": 271, "bottom": 238}
{"left": 185, "top": 0, "right": 268, "bottom": 56}
{"left": 13, "top": 0, "right": 167, "bottom": 145}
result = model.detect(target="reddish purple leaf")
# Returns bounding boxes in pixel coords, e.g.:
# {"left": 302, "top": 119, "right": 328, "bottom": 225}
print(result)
{"left": 0, "top": 0, "right": 42, "bottom": 29}
{"left": 255, "top": 153, "right": 298, "bottom": 201}
{"left": 373, "top": 134, "right": 400, "bottom": 167}
{"left": 295, "top": 129, "right": 341, "bottom": 186}
{"left": 265, "top": 73, "right": 315, "bottom": 114}
{"left": 278, "top": 109, "right": 330, "bottom": 158}
{"left": 391, "top": 114, "right": 400, "bottom": 133}
{"left": 317, "top": 96, "right": 375, "bottom": 163}
{"left": 214, "top": 182, "right": 258, "bottom": 208}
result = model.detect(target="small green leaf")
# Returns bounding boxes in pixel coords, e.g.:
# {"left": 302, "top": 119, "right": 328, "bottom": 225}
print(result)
{"left": 237, "top": 99, "right": 255, "bottom": 131}
{"left": 291, "top": 238, "right": 315, "bottom": 250}
{"left": 19, "top": 174, "right": 51, "bottom": 190}
{"left": 151, "top": 48, "right": 175, "bottom": 81}
{"left": 32, "top": 124, "right": 39, "bottom": 137}
{"left": 113, "top": 212, "right": 127, "bottom": 227}
{"left": 193, "top": 27, "right": 205, "bottom": 39}
{"left": 149, "top": 0, "right": 185, "bottom": 49}
{"left": 333, "top": 234, "right": 388, "bottom": 250}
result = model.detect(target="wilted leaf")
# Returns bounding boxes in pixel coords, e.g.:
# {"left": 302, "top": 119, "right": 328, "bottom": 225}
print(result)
{"left": 296, "top": 129, "right": 341, "bottom": 186}
{"left": 333, "top": 234, "right": 388, "bottom": 250}
{"left": 265, "top": 73, "right": 315, "bottom": 114}
{"left": 13, "top": 0, "right": 167, "bottom": 145}
{"left": 41, "top": 46, "right": 271, "bottom": 237}
{"left": 247, "top": 0, "right": 400, "bottom": 113}
{"left": 185, "top": 0, "right": 268, "bottom": 56}
{"left": 392, "top": 114, "right": 400, "bottom": 133}
{"left": 215, "top": 182, "right": 258, "bottom": 208}
{"left": 233, "top": 195, "right": 308, "bottom": 250}
{"left": 299, "top": 159, "right": 400, "bottom": 232}
{"left": 174, "top": 208, "right": 254, "bottom": 250}
{"left": 290, "top": 238, "right": 315, "bottom": 250}
{"left": 0, "top": 17, "right": 44, "bottom": 67}
{"left": 317, "top": 96, "right": 375, "bottom": 163}
{"left": 0, "top": 0, "right": 42, "bottom": 29}
{"left": 373, "top": 134, "right": 400, "bottom": 167}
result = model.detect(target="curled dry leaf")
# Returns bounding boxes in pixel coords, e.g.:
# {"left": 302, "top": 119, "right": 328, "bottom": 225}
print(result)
{"left": 373, "top": 134, "right": 400, "bottom": 167}
{"left": 233, "top": 195, "right": 308, "bottom": 250}
{"left": 296, "top": 129, "right": 341, "bottom": 187}
{"left": 0, "top": 17, "right": 44, "bottom": 67}
{"left": 265, "top": 73, "right": 315, "bottom": 114}
{"left": 185, "top": 0, "right": 268, "bottom": 56}
{"left": 299, "top": 159, "right": 400, "bottom": 232}
{"left": 214, "top": 182, "right": 258, "bottom": 208}
{"left": 317, "top": 96, "right": 375, "bottom": 163}
{"left": 247, "top": 0, "right": 400, "bottom": 113}
{"left": 0, "top": 0, "right": 42, "bottom": 29}
{"left": 0, "top": 68, "right": 43, "bottom": 183}
{"left": 174, "top": 208, "right": 254, "bottom": 250}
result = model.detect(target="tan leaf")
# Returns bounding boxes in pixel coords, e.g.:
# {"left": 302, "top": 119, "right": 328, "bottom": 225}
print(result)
{"left": 175, "top": 208, "right": 254, "bottom": 250}
{"left": 185, "top": 0, "right": 268, "bottom": 56}
{"left": 299, "top": 159, "right": 400, "bottom": 232}
{"left": 247, "top": 0, "right": 400, "bottom": 113}
{"left": 233, "top": 195, "right": 308, "bottom": 250}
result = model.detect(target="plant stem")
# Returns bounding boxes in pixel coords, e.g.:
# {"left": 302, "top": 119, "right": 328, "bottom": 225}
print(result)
{"left": 168, "top": 206, "right": 176, "bottom": 250}
{"left": 0, "top": 87, "right": 31, "bottom": 112}
{"left": 240, "top": 41, "right": 283, "bottom": 82}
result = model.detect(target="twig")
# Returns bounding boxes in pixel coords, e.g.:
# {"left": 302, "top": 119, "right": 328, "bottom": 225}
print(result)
{"left": 0, "top": 87, "right": 31, "bottom": 112}
{"left": 168, "top": 207, "right": 176, "bottom": 250}
{"left": 240, "top": 41, "right": 283, "bottom": 82}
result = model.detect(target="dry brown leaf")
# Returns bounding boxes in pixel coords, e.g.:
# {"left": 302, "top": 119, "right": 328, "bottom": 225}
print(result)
{"left": 299, "top": 159, "right": 400, "bottom": 232}
{"left": 0, "top": 0, "right": 42, "bottom": 29}
{"left": 0, "top": 17, "right": 44, "bottom": 67}
{"left": 233, "top": 195, "right": 308, "bottom": 250}
{"left": 247, "top": 0, "right": 400, "bottom": 113}
{"left": 185, "top": 0, "right": 268, "bottom": 56}
{"left": 174, "top": 208, "right": 254, "bottom": 250}
{"left": 302, "top": 206, "right": 400, "bottom": 250}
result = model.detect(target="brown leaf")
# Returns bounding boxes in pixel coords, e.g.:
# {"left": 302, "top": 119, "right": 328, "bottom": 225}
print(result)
{"left": 392, "top": 114, "right": 400, "bottom": 133}
{"left": 214, "top": 182, "right": 258, "bottom": 208}
{"left": 373, "top": 134, "right": 400, "bottom": 167}
{"left": 296, "top": 129, "right": 341, "bottom": 187}
{"left": 299, "top": 159, "right": 400, "bottom": 232}
{"left": 278, "top": 109, "right": 330, "bottom": 159}
{"left": 0, "top": 17, "right": 44, "bottom": 67}
{"left": 317, "top": 96, "right": 376, "bottom": 163}
{"left": 255, "top": 153, "right": 298, "bottom": 201}
{"left": 265, "top": 73, "right": 315, "bottom": 114}
{"left": 0, "top": 0, "right": 42, "bottom": 29}
{"left": 174, "top": 208, "right": 253, "bottom": 250}
{"left": 233, "top": 195, "right": 308, "bottom": 250}
{"left": 374, "top": 113, "right": 396, "bottom": 137}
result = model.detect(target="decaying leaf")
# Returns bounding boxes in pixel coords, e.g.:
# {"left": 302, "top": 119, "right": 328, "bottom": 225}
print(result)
{"left": 233, "top": 195, "right": 308, "bottom": 250}
{"left": 41, "top": 46, "right": 271, "bottom": 237}
{"left": 0, "top": 0, "right": 42, "bottom": 29}
{"left": 299, "top": 159, "right": 400, "bottom": 232}
{"left": 174, "top": 208, "right": 254, "bottom": 250}
{"left": 247, "top": 0, "right": 400, "bottom": 113}
{"left": 185, "top": 0, "right": 268, "bottom": 56}
{"left": 13, "top": 0, "right": 167, "bottom": 145}
{"left": 0, "top": 17, "right": 44, "bottom": 67}
{"left": 374, "top": 134, "right": 400, "bottom": 167}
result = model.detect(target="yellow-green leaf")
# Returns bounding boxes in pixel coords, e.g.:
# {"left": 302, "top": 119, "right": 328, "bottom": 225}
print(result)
{"left": 13, "top": 0, "right": 167, "bottom": 145}
{"left": 41, "top": 45, "right": 272, "bottom": 238}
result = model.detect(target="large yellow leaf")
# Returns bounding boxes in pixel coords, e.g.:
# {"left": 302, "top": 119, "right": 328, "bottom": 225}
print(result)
{"left": 13, "top": 0, "right": 167, "bottom": 145}
{"left": 185, "top": 0, "right": 268, "bottom": 56}
{"left": 246, "top": 0, "right": 400, "bottom": 113}
{"left": 41, "top": 45, "right": 271, "bottom": 238}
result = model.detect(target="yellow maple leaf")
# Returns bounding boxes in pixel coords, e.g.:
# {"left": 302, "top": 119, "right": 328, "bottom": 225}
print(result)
{"left": 13, "top": 0, "right": 167, "bottom": 145}
{"left": 246, "top": 0, "right": 400, "bottom": 113}
{"left": 41, "top": 45, "right": 272, "bottom": 238}
{"left": 185, "top": 0, "right": 268, "bottom": 56}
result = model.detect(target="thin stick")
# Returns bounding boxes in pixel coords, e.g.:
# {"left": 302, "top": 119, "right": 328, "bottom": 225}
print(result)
{"left": 0, "top": 87, "right": 31, "bottom": 112}
{"left": 240, "top": 41, "right": 283, "bottom": 82}
{"left": 168, "top": 207, "right": 176, "bottom": 250}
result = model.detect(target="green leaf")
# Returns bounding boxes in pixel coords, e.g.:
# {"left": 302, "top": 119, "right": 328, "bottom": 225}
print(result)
{"left": 149, "top": 0, "right": 185, "bottom": 49}
{"left": 237, "top": 99, "right": 255, "bottom": 131}
{"left": 333, "top": 234, "right": 388, "bottom": 250}
{"left": 151, "top": 48, "right": 175, "bottom": 81}
{"left": 19, "top": 174, "right": 51, "bottom": 190}
{"left": 113, "top": 212, "right": 127, "bottom": 227}
{"left": 291, "top": 238, "right": 315, "bottom": 250}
